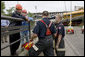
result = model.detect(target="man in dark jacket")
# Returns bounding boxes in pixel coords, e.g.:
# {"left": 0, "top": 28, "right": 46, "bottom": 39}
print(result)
{"left": 55, "top": 14, "right": 65, "bottom": 56}
{"left": 9, "top": 4, "right": 29, "bottom": 56}
{"left": 29, "top": 11, "right": 56, "bottom": 56}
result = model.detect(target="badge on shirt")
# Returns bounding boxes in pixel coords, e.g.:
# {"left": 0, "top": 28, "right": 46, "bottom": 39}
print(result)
{"left": 59, "top": 27, "right": 61, "bottom": 29}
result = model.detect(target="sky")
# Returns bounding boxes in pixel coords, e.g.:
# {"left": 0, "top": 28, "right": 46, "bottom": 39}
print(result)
{"left": 3, "top": 1, "right": 84, "bottom": 13}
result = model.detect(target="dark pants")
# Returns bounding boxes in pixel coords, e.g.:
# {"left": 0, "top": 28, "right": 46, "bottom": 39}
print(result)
{"left": 29, "top": 35, "right": 54, "bottom": 56}
{"left": 55, "top": 38, "right": 65, "bottom": 56}
{"left": 9, "top": 33, "right": 20, "bottom": 55}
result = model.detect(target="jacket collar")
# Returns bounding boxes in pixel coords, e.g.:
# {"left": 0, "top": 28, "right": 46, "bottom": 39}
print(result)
{"left": 15, "top": 11, "right": 21, "bottom": 15}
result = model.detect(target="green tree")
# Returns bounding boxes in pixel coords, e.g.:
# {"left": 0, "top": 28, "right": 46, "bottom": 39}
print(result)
{"left": 1, "top": 1, "right": 5, "bottom": 15}
{"left": 27, "top": 12, "right": 35, "bottom": 28}
{"left": 6, "top": 7, "right": 15, "bottom": 16}
{"left": 28, "top": 12, "right": 33, "bottom": 17}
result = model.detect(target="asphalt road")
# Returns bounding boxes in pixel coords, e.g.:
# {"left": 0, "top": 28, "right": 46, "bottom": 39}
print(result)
{"left": 1, "top": 26, "right": 84, "bottom": 56}
{"left": 64, "top": 26, "right": 84, "bottom": 56}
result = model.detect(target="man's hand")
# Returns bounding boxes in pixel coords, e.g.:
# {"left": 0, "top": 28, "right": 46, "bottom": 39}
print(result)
{"left": 56, "top": 34, "right": 62, "bottom": 49}
{"left": 25, "top": 16, "right": 29, "bottom": 22}
{"left": 29, "top": 38, "right": 33, "bottom": 41}
{"left": 31, "top": 33, "right": 38, "bottom": 41}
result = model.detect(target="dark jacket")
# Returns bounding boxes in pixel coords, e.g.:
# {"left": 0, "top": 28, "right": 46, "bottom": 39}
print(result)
{"left": 33, "top": 18, "right": 56, "bottom": 39}
{"left": 55, "top": 22, "right": 65, "bottom": 39}
{"left": 10, "top": 11, "right": 26, "bottom": 26}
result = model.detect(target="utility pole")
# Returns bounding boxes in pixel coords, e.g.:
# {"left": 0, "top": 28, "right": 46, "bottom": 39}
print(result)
{"left": 64, "top": 1, "right": 68, "bottom": 19}
{"left": 35, "top": 5, "right": 37, "bottom": 19}
{"left": 64, "top": 1, "right": 66, "bottom": 12}
{"left": 70, "top": 1, "right": 72, "bottom": 26}
{"left": 35, "top": 6, "right": 37, "bottom": 13}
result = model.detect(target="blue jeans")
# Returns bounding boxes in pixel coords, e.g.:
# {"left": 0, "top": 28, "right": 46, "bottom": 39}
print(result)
{"left": 20, "top": 31, "right": 29, "bottom": 45}
{"left": 20, "top": 31, "right": 29, "bottom": 55}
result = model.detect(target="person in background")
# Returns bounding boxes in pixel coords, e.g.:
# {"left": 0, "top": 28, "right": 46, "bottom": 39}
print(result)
{"left": 1, "top": 20, "right": 10, "bottom": 43}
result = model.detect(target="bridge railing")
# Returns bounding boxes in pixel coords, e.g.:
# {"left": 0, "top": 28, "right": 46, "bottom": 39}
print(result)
{"left": 1, "top": 15, "right": 31, "bottom": 51}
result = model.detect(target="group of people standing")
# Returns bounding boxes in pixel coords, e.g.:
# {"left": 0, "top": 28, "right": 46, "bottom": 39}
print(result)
{"left": 29, "top": 11, "right": 65, "bottom": 56}
{"left": 1, "top": 4, "right": 65, "bottom": 56}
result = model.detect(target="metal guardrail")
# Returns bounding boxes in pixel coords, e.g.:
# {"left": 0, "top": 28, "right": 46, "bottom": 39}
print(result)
{"left": 1, "top": 15, "right": 24, "bottom": 21}
{"left": 1, "top": 15, "right": 31, "bottom": 50}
